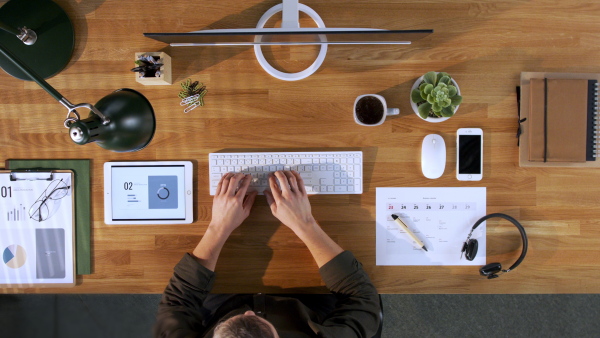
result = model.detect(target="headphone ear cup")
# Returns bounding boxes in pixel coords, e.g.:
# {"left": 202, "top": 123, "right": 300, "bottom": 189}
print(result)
{"left": 480, "top": 262, "right": 502, "bottom": 278}
{"left": 464, "top": 239, "right": 478, "bottom": 261}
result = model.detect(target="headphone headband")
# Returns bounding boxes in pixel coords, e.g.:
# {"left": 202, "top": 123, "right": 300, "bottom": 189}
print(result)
{"left": 468, "top": 213, "right": 528, "bottom": 274}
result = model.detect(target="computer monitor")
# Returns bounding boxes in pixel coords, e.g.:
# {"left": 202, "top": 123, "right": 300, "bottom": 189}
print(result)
{"left": 143, "top": 28, "right": 434, "bottom": 46}
{"left": 143, "top": 0, "right": 433, "bottom": 81}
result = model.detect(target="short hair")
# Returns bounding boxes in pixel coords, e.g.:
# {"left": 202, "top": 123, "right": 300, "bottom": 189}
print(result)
{"left": 213, "top": 314, "right": 276, "bottom": 338}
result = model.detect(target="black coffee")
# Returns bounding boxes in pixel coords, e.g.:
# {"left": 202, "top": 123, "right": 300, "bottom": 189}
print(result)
{"left": 355, "top": 96, "right": 384, "bottom": 125}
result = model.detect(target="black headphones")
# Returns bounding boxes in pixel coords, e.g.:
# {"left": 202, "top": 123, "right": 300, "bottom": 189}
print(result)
{"left": 461, "top": 213, "right": 528, "bottom": 279}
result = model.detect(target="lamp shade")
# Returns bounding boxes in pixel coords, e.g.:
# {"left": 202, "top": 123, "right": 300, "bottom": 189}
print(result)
{"left": 68, "top": 89, "right": 156, "bottom": 152}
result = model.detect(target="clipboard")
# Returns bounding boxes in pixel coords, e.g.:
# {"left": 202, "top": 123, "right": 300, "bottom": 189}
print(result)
{"left": 6, "top": 159, "right": 91, "bottom": 275}
{"left": 0, "top": 170, "right": 76, "bottom": 288}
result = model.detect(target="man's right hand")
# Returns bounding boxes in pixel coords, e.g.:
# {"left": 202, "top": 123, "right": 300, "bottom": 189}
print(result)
{"left": 264, "top": 170, "right": 317, "bottom": 234}
{"left": 265, "top": 170, "right": 343, "bottom": 268}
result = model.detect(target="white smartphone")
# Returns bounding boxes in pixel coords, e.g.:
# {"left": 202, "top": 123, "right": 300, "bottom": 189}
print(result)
{"left": 456, "top": 128, "right": 483, "bottom": 181}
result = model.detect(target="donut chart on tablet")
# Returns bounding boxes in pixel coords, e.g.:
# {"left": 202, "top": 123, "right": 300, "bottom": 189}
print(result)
{"left": 3, "top": 244, "right": 26, "bottom": 269}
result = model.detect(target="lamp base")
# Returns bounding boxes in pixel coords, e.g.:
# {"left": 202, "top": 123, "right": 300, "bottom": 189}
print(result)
{"left": 0, "top": 0, "right": 75, "bottom": 80}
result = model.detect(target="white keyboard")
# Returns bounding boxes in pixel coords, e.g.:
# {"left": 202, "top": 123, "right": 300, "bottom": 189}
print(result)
{"left": 209, "top": 151, "right": 363, "bottom": 195}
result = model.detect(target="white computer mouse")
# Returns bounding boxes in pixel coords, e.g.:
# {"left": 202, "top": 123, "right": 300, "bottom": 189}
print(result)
{"left": 421, "top": 134, "right": 446, "bottom": 179}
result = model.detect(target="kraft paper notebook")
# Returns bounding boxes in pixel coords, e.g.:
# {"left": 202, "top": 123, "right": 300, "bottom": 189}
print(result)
{"left": 6, "top": 159, "right": 91, "bottom": 275}
{"left": 529, "top": 78, "right": 596, "bottom": 162}
{"left": 519, "top": 72, "right": 600, "bottom": 168}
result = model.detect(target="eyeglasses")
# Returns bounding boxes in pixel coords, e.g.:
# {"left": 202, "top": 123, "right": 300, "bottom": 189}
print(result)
{"left": 29, "top": 179, "right": 70, "bottom": 222}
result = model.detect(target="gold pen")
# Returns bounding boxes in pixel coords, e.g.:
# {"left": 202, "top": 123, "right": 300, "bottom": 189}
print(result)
{"left": 391, "top": 214, "right": 428, "bottom": 252}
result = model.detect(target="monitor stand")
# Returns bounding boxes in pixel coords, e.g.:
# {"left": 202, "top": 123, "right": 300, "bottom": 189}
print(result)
{"left": 254, "top": 0, "right": 327, "bottom": 81}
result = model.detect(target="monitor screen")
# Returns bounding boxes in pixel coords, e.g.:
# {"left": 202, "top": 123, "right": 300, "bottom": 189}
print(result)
{"left": 144, "top": 28, "right": 434, "bottom": 46}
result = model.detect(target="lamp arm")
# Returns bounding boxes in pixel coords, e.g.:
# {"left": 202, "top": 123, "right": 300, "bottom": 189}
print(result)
{"left": 0, "top": 42, "right": 110, "bottom": 125}
{"left": 0, "top": 20, "right": 37, "bottom": 45}
{"left": 0, "top": 20, "right": 20, "bottom": 36}
{"left": 59, "top": 99, "right": 110, "bottom": 127}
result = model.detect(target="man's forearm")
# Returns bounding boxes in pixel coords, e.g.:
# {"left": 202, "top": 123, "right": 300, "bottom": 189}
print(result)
{"left": 294, "top": 220, "right": 344, "bottom": 268}
{"left": 192, "top": 224, "right": 232, "bottom": 271}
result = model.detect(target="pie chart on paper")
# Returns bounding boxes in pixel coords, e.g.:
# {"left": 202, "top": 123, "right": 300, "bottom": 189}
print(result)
{"left": 3, "top": 244, "right": 27, "bottom": 269}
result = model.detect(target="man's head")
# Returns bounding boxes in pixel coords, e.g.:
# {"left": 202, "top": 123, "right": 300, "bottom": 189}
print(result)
{"left": 213, "top": 310, "right": 279, "bottom": 338}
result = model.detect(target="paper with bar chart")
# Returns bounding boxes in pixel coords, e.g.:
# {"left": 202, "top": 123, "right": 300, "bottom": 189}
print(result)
{"left": 0, "top": 171, "right": 75, "bottom": 287}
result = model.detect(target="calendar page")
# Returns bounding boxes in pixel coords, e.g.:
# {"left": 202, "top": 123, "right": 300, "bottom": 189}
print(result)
{"left": 376, "top": 187, "right": 486, "bottom": 266}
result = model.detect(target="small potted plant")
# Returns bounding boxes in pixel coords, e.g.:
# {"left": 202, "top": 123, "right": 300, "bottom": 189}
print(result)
{"left": 410, "top": 71, "right": 462, "bottom": 122}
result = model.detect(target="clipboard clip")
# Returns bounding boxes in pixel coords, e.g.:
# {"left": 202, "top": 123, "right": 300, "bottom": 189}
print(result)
{"left": 10, "top": 171, "right": 54, "bottom": 181}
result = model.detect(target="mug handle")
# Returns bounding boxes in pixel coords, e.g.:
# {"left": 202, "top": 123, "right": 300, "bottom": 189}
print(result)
{"left": 386, "top": 108, "right": 400, "bottom": 116}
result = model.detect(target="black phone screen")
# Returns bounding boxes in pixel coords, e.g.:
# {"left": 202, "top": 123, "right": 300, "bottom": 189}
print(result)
{"left": 458, "top": 135, "right": 482, "bottom": 174}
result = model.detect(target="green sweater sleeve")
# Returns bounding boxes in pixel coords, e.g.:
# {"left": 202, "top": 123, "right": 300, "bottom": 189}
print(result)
{"left": 314, "top": 251, "right": 381, "bottom": 338}
{"left": 154, "top": 253, "right": 216, "bottom": 338}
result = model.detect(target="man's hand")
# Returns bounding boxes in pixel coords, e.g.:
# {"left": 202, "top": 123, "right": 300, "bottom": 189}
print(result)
{"left": 210, "top": 172, "right": 258, "bottom": 235}
{"left": 264, "top": 170, "right": 342, "bottom": 268}
{"left": 193, "top": 173, "right": 257, "bottom": 271}
{"left": 264, "top": 171, "right": 317, "bottom": 234}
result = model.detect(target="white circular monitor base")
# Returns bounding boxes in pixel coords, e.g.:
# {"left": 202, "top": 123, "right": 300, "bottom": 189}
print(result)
{"left": 254, "top": 3, "right": 328, "bottom": 81}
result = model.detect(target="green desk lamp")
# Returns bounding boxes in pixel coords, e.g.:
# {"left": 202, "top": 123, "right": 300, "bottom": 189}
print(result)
{"left": 0, "top": 0, "right": 156, "bottom": 152}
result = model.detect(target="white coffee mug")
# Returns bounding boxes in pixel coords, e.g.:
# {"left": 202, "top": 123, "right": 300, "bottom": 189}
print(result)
{"left": 353, "top": 94, "right": 400, "bottom": 126}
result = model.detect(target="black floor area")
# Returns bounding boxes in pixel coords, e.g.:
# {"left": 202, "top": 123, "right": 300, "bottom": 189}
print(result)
{"left": 1, "top": 294, "right": 599, "bottom": 337}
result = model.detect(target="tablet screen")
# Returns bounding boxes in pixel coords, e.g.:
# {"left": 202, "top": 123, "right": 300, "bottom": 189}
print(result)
{"left": 109, "top": 165, "right": 187, "bottom": 221}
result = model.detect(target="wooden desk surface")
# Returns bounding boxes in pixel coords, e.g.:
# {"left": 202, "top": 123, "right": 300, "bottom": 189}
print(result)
{"left": 2, "top": 0, "right": 600, "bottom": 294}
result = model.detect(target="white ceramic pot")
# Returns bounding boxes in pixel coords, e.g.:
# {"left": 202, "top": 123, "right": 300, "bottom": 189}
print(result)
{"left": 410, "top": 74, "right": 461, "bottom": 123}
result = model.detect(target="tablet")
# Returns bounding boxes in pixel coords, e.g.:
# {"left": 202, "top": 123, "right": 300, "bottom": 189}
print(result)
{"left": 104, "top": 161, "right": 193, "bottom": 224}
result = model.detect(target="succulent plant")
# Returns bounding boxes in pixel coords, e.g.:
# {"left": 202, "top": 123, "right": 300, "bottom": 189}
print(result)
{"left": 411, "top": 71, "right": 463, "bottom": 119}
